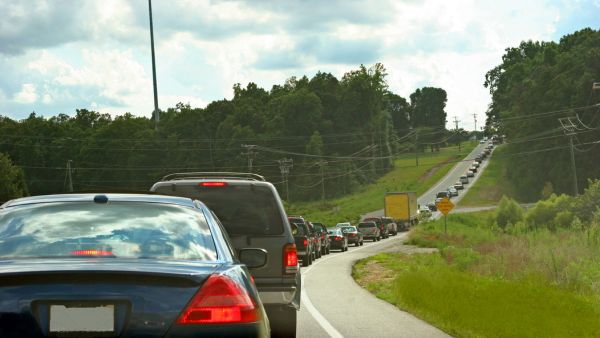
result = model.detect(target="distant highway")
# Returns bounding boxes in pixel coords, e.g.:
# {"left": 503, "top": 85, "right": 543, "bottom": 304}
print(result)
{"left": 297, "top": 142, "right": 491, "bottom": 337}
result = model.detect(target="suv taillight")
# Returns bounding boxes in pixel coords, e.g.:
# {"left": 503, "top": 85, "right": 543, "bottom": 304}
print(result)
{"left": 283, "top": 243, "right": 299, "bottom": 274}
{"left": 176, "top": 274, "right": 259, "bottom": 324}
{"left": 303, "top": 239, "right": 308, "bottom": 246}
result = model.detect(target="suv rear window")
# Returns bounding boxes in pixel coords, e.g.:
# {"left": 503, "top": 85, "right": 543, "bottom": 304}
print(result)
{"left": 358, "top": 223, "right": 375, "bottom": 228}
{"left": 154, "top": 184, "right": 284, "bottom": 235}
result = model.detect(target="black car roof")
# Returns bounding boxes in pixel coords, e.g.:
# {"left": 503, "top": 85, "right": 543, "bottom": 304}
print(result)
{"left": 1, "top": 193, "right": 196, "bottom": 209}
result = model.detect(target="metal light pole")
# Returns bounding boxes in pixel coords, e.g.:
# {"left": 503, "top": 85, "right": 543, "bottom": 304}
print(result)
{"left": 148, "top": 0, "right": 159, "bottom": 130}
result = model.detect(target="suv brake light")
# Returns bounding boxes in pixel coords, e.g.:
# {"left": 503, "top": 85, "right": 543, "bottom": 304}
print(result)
{"left": 283, "top": 243, "right": 299, "bottom": 274}
{"left": 177, "top": 274, "right": 259, "bottom": 324}
{"left": 200, "top": 182, "right": 228, "bottom": 187}
{"left": 303, "top": 239, "right": 308, "bottom": 246}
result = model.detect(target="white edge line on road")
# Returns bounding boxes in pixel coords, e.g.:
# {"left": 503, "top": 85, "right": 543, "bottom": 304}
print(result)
{"left": 300, "top": 275, "right": 343, "bottom": 338}
{"left": 300, "top": 235, "right": 407, "bottom": 337}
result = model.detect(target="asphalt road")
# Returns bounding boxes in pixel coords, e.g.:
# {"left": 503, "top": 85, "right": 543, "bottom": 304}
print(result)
{"left": 296, "top": 141, "right": 494, "bottom": 337}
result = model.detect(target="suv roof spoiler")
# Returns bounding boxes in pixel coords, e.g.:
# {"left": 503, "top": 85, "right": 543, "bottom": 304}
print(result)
{"left": 160, "top": 172, "right": 266, "bottom": 182}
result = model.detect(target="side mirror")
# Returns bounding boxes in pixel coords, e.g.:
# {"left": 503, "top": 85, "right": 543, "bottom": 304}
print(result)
{"left": 239, "top": 248, "right": 268, "bottom": 269}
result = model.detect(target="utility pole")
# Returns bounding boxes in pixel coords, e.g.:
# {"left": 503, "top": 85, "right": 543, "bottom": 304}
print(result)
{"left": 241, "top": 144, "right": 258, "bottom": 172}
{"left": 558, "top": 117, "right": 579, "bottom": 195}
{"left": 66, "top": 160, "right": 73, "bottom": 192}
{"left": 453, "top": 116, "right": 461, "bottom": 151}
{"left": 148, "top": 0, "right": 160, "bottom": 130}
{"left": 316, "top": 160, "right": 328, "bottom": 203}
{"left": 472, "top": 113, "right": 478, "bottom": 140}
{"left": 414, "top": 128, "right": 419, "bottom": 167}
{"left": 277, "top": 158, "right": 293, "bottom": 202}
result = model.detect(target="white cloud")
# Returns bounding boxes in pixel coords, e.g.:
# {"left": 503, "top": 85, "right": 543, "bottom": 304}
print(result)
{"left": 13, "top": 83, "right": 38, "bottom": 104}
{"left": 0, "top": 0, "right": 593, "bottom": 122}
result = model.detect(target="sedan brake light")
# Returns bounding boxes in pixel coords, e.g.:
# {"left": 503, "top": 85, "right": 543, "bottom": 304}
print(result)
{"left": 283, "top": 243, "right": 299, "bottom": 274}
{"left": 177, "top": 274, "right": 259, "bottom": 324}
{"left": 70, "top": 250, "right": 113, "bottom": 256}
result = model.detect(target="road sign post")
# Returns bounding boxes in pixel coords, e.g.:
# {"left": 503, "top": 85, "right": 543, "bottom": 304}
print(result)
{"left": 436, "top": 197, "right": 455, "bottom": 235}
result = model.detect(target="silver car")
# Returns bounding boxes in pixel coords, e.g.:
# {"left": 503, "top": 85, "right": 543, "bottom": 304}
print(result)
{"left": 357, "top": 222, "right": 380, "bottom": 241}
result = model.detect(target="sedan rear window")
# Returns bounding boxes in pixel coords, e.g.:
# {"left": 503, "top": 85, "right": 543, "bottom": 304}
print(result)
{"left": 154, "top": 184, "right": 284, "bottom": 235}
{"left": 0, "top": 202, "right": 217, "bottom": 261}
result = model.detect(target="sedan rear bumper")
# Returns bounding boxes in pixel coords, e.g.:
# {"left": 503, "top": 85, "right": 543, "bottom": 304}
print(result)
{"left": 329, "top": 242, "right": 345, "bottom": 249}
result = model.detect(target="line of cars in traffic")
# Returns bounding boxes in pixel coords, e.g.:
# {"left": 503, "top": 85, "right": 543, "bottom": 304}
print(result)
{"left": 0, "top": 172, "right": 406, "bottom": 337}
{"left": 287, "top": 216, "right": 400, "bottom": 266}
{"left": 425, "top": 141, "right": 495, "bottom": 212}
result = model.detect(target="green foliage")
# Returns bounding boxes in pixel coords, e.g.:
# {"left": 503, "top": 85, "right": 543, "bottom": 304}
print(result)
{"left": 525, "top": 193, "right": 574, "bottom": 230}
{"left": 1, "top": 64, "right": 456, "bottom": 202}
{"left": 496, "top": 195, "right": 524, "bottom": 229}
{"left": 574, "top": 179, "right": 600, "bottom": 223}
{"left": 484, "top": 28, "right": 600, "bottom": 199}
{"left": 0, "top": 153, "right": 28, "bottom": 203}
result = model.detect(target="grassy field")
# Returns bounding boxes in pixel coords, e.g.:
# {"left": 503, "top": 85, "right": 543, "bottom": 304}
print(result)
{"left": 288, "top": 141, "right": 476, "bottom": 225}
{"left": 353, "top": 210, "right": 600, "bottom": 338}
{"left": 459, "top": 145, "right": 519, "bottom": 206}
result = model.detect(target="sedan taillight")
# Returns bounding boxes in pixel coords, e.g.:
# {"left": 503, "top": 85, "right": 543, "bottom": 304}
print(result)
{"left": 177, "top": 274, "right": 259, "bottom": 324}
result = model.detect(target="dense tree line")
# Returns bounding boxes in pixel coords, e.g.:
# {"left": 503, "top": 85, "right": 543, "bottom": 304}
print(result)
{"left": 484, "top": 28, "right": 600, "bottom": 200}
{"left": 0, "top": 63, "right": 455, "bottom": 202}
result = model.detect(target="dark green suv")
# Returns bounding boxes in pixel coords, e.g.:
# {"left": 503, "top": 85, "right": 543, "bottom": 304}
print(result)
{"left": 151, "top": 172, "right": 300, "bottom": 337}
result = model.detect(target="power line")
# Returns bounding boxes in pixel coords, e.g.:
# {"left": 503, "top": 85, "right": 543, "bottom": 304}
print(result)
{"left": 498, "top": 104, "right": 599, "bottom": 123}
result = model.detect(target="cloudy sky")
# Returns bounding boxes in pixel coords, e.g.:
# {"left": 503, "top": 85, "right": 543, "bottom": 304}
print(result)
{"left": 0, "top": 0, "right": 598, "bottom": 129}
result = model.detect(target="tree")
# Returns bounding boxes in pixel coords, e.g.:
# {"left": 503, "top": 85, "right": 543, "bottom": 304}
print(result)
{"left": 409, "top": 87, "right": 447, "bottom": 128}
{"left": 0, "top": 153, "right": 28, "bottom": 203}
{"left": 483, "top": 28, "right": 600, "bottom": 200}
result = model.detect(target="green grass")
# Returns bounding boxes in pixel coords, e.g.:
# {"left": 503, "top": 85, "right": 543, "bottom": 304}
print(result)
{"left": 353, "top": 211, "right": 600, "bottom": 337}
{"left": 355, "top": 253, "right": 600, "bottom": 338}
{"left": 459, "top": 145, "right": 519, "bottom": 206}
{"left": 288, "top": 141, "right": 476, "bottom": 225}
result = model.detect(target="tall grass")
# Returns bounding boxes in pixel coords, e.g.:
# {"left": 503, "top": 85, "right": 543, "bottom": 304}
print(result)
{"left": 408, "top": 212, "right": 600, "bottom": 295}
{"left": 355, "top": 251, "right": 600, "bottom": 338}
{"left": 353, "top": 209, "right": 600, "bottom": 337}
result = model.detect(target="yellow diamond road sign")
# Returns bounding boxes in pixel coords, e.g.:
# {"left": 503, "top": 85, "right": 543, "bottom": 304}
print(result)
{"left": 436, "top": 197, "right": 455, "bottom": 216}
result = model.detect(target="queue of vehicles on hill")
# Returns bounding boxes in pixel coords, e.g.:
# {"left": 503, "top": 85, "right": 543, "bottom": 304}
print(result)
{"left": 427, "top": 141, "right": 495, "bottom": 212}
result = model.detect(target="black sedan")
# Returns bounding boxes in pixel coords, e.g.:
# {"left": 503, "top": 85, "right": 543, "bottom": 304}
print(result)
{"left": 327, "top": 228, "right": 348, "bottom": 251}
{"left": 0, "top": 194, "right": 270, "bottom": 338}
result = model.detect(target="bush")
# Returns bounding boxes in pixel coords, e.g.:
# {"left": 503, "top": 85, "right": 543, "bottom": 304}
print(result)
{"left": 496, "top": 196, "right": 524, "bottom": 229}
{"left": 525, "top": 193, "right": 574, "bottom": 231}
{"left": 574, "top": 179, "right": 600, "bottom": 223}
